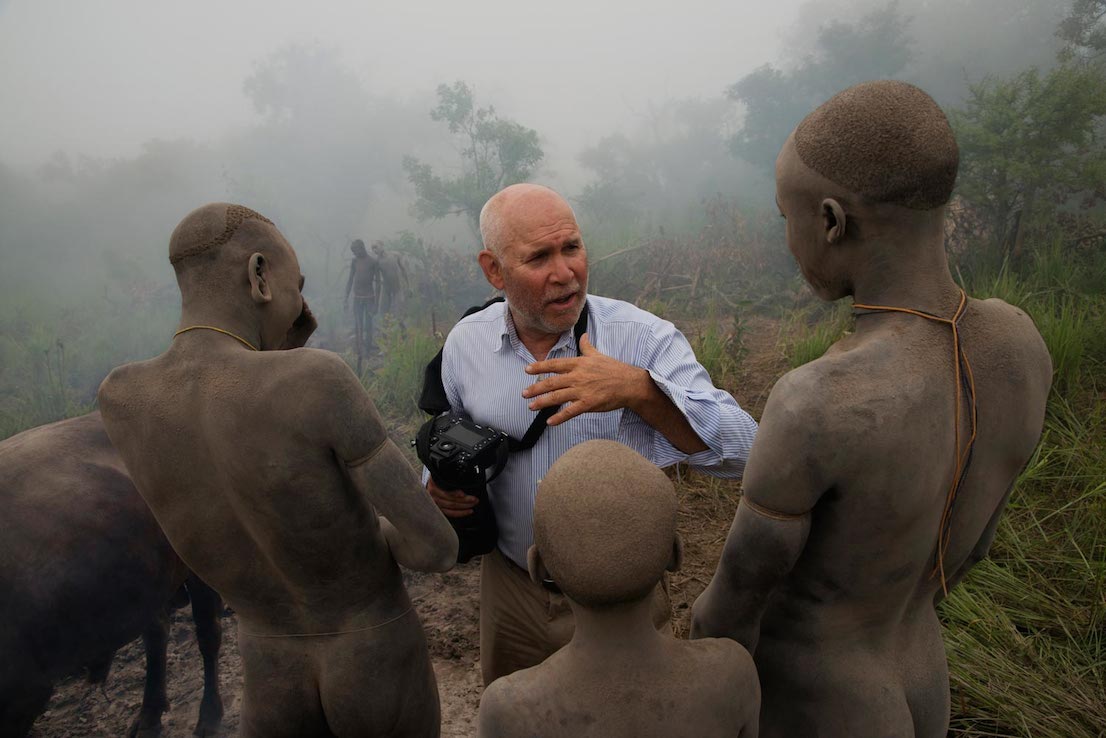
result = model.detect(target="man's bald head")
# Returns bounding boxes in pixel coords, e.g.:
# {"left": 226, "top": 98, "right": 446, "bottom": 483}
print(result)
{"left": 169, "top": 203, "right": 275, "bottom": 268}
{"left": 479, "top": 184, "right": 578, "bottom": 256}
{"left": 533, "top": 440, "right": 678, "bottom": 608}
{"left": 793, "top": 80, "right": 958, "bottom": 210}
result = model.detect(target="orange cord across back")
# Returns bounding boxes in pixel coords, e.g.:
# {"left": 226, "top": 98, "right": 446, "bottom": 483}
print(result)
{"left": 852, "top": 289, "right": 978, "bottom": 595}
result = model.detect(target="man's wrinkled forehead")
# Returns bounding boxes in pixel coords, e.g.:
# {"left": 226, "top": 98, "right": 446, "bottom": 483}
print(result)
{"left": 505, "top": 191, "right": 579, "bottom": 242}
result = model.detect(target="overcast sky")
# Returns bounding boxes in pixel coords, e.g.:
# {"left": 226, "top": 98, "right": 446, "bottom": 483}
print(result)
{"left": 0, "top": 0, "right": 805, "bottom": 170}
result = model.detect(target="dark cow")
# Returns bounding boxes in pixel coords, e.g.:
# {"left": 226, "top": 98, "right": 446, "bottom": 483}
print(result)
{"left": 0, "top": 412, "right": 224, "bottom": 737}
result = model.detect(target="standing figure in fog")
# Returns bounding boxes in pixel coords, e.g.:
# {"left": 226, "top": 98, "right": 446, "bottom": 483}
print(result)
{"left": 372, "top": 239, "right": 410, "bottom": 326}
{"left": 345, "top": 238, "right": 381, "bottom": 371}
{"left": 691, "top": 81, "right": 1051, "bottom": 737}
{"left": 476, "top": 440, "right": 760, "bottom": 738}
{"left": 98, "top": 203, "right": 458, "bottom": 738}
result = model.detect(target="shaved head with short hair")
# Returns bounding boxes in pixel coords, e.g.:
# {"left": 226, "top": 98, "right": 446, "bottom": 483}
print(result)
{"left": 534, "top": 440, "right": 677, "bottom": 608}
{"left": 794, "top": 80, "right": 958, "bottom": 210}
{"left": 479, "top": 184, "right": 578, "bottom": 255}
{"left": 169, "top": 203, "right": 273, "bottom": 267}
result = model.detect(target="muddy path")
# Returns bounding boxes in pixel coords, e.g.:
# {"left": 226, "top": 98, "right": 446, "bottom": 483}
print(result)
{"left": 29, "top": 316, "right": 787, "bottom": 738}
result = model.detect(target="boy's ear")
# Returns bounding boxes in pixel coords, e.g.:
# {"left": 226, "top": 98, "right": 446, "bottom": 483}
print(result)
{"left": 248, "top": 253, "right": 272, "bottom": 304}
{"left": 822, "top": 198, "right": 847, "bottom": 245}
{"left": 527, "top": 544, "right": 551, "bottom": 587}
{"left": 666, "top": 534, "right": 684, "bottom": 573}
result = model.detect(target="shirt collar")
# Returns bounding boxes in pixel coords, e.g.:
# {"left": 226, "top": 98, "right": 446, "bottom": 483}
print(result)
{"left": 495, "top": 299, "right": 582, "bottom": 356}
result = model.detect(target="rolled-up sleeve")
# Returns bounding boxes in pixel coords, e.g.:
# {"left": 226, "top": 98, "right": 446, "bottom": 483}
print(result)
{"left": 640, "top": 319, "right": 757, "bottom": 478}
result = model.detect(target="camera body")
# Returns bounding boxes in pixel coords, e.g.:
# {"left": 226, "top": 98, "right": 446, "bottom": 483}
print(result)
{"left": 415, "top": 413, "right": 510, "bottom": 563}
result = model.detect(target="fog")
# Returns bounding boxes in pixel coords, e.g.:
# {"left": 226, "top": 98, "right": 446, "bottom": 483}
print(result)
{"left": 0, "top": 0, "right": 1067, "bottom": 324}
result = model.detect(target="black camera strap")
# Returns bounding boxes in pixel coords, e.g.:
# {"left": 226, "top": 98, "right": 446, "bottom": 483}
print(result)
{"left": 418, "top": 297, "right": 589, "bottom": 452}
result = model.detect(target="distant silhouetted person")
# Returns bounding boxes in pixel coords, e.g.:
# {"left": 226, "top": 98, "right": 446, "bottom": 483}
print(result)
{"left": 692, "top": 81, "right": 1051, "bottom": 737}
{"left": 372, "top": 240, "right": 409, "bottom": 328}
{"left": 477, "top": 440, "right": 760, "bottom": 738}
{"left": 345, "top": 238, "right": 381, "bottom": 371}
{"left": 99, "top": 203, "right": 457, "bottom": 738}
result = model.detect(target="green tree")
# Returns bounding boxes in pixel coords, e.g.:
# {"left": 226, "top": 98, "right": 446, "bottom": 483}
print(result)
{"left": 1058, "top": 0, "right": 1106, "bottom": 61}
{"left": 402, "top": 81, "right": 543, "bottom": 235}
{"left": 949, "top": 61, "right": 1106, "bottom": 271}
{"left": 727, "top": 2, "right": 912, "bottom": 172}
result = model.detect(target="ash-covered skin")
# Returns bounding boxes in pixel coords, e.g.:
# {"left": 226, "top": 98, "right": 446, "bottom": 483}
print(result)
{"left": 476, "top": 440, "right": 760, "bottom": 738}
{"left": 98, "top": 203, "right": 457, "bottom": 737}
{"left": 691, "top": 81, "right": 1052, "bottom": 737}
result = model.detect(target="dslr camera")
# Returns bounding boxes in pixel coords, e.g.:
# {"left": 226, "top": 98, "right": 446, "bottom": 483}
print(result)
{"left": 415, "top": 413, "right": 510, "bottom": 563}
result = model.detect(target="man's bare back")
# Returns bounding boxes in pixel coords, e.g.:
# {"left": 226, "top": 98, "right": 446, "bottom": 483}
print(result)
{"left": 738, "top": 298, "right": 1049, "bottom": 735}
{"left": 99, "top": 203, "right": 457, "bottom": 737}
{"left": 692, "top": 82, "right": 1051, "bottom": 737}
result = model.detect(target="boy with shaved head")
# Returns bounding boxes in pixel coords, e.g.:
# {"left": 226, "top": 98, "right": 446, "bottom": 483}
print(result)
{"left": 692, "top": 81, "right": 1051, "bottom": 736}
{"left": 99, "top": 203, "right": 458, "bottom": 737}
{"left": 476, "top": 440, "right": 760, "bottom": 738}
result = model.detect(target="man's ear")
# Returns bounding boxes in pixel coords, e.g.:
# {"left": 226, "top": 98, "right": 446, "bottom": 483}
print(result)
{"left": 527, "top": 544, "right": 551, "bottom": 587}
{"left": 478, "top": 249, "right": 505, "bottom": 291}
{"left": 666, "top": 534, "right": 684, "bottom": 573}
{"left": 821, "top": 198, "right": 847, "bottom": 245}
{"left": 248, "top": 253, "right": 272, "bottom": 304}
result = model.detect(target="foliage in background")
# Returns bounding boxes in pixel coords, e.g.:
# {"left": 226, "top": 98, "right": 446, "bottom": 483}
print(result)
{"left": 940, "top": 243, "right": 1106, "bottom": 737}
{"left": 0, "top": 289, "right": 177, "bottom": 440}
{"left": 949, "top": 60, "right": 1106, "bottom": 275}
{"left": 365, "top": 319, "right": 443, "bottom": 423}
{"left": 403, "top": 81, "right": 543, "bottom": 236}
{"left": 588, "top": 196, "right": 798, "bottom": 317}
{"left": 575, "top": 98, "right": 766, "bottom": 233}
{"left": 781, "top": 301, "right": 854, "bottom": 369}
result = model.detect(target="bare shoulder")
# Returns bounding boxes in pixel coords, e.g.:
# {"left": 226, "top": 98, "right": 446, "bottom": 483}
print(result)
{"left": 262, "top": 348, "right": 390, "bottom": 459}
{"left": 258, "top": 348, "right": 365, "bottom": 406}
{"left": 682, "top": 638, "right": 760, "bottom": 723}
{"left": 97, "top": 357, "right": 159, "bottom": 416}
{"left": 970, "top": 297, "right": 1052, "bottom": 382}
{"left": 756, "top": 360, "right": 838, "bottom": 445}
{"left": 476, "top": 674, "right": 532, "bottom": 738}
{"left": 685, "top": 637, "right": 757, "bottom": 689}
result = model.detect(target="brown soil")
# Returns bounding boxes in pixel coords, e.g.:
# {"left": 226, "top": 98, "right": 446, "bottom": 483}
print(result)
{"left": 29, "top": 316, "right": 788, "bottom": 738}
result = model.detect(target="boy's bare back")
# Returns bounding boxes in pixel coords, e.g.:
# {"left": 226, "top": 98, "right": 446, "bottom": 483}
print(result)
{"left": 477, "top": 440, "right": 760, "bottom": 738}
{"left": 692, "top": 83, "right": 1050, "bottom": 737}
{"left": 99, "top": 203, "right": 456, "bottom": 737}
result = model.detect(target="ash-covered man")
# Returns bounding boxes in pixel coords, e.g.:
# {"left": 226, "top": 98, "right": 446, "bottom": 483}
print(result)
{"left": 426, "top": 183, "right": 758, "bottom": 685}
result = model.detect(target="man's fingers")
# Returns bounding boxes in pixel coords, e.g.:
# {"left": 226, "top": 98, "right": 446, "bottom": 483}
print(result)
{"left": 522, "top": 374, "right": 572, "bottom": 399}
{"left": 441, "top": 507, "right": 474, "bottom": 519}
{"left": 527, "top": 388, "right": 576, "bottom": 410}
{"left": 430, "top": 490, "right": 479, "bottom": 510}
{"left": 578, "top": 333, "right": 597, "bottom": 354}
{"left": 525, "top": 357, "right": 579, "bottom": 375}
{"left": 545, "top": 400, "right": 588, "bottom": 427}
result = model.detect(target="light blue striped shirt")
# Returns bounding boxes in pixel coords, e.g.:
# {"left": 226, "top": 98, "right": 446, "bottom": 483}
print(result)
{"left": 433, "top": 294, "right": 758, "bottom": 569}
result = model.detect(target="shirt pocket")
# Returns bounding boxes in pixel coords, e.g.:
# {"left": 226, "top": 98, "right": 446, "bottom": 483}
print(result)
{"left": 571, "top": 409, "right": 624, "bottom": 445}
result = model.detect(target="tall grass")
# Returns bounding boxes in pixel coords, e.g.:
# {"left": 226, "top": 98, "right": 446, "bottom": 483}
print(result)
{"left": 365, "top": 319, "right": 442, "bottom": 423}
{"left": 940, "top": 243, "right": 1106, "bottom": 737}
{"left": 689, "top": 305, "right": 746, "bottom": 387}
{"left": 781, "top": 301, "right": 853, "bottom": 368}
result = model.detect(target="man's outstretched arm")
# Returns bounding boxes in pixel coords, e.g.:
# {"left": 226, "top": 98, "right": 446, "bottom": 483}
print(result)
{"left": 690, "top": 370, "right": 826, "bottom": 651}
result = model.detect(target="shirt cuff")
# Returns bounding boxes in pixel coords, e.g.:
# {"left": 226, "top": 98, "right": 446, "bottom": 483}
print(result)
{"left": 646, "top": 369, "right": 755, "bottom": 477}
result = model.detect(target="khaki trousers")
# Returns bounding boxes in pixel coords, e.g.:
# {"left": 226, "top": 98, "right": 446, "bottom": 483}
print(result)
{"left": 479, "top": 547, "right": 672, "bottom": 686}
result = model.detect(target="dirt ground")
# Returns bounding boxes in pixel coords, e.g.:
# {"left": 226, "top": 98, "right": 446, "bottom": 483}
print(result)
{"left": 29, "top": 316, "right": 787, "bottom": 738}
